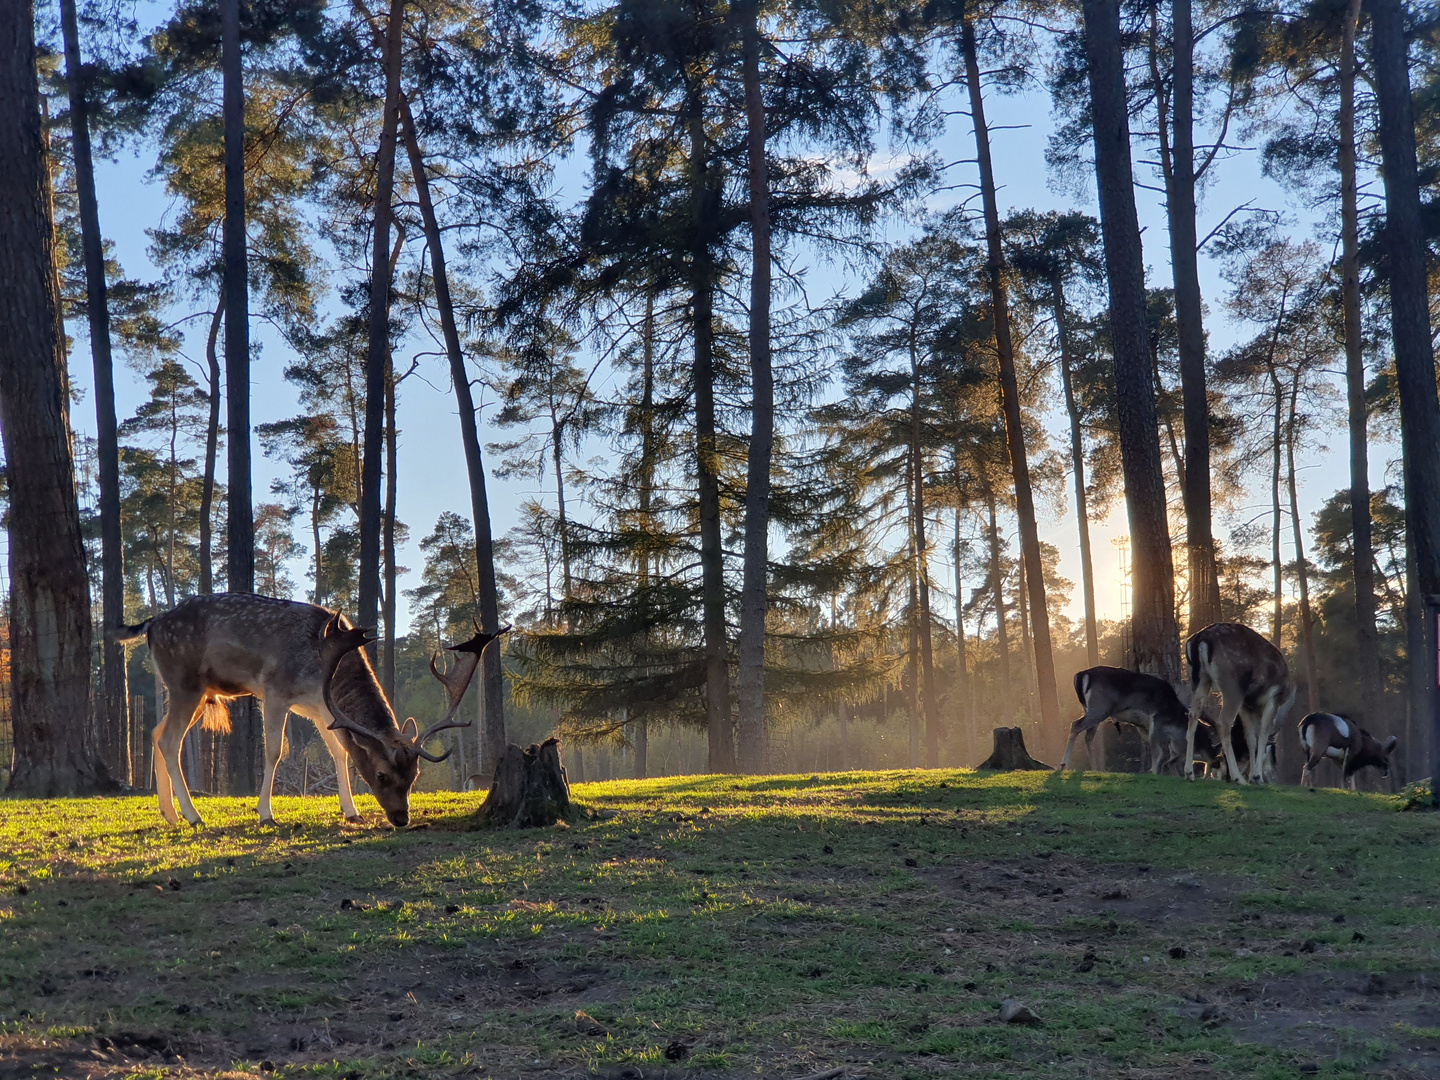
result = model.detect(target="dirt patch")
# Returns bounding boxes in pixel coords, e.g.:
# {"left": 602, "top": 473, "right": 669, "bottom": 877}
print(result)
{"left": 923, "top": 856, "right": 1237, "bottom": 928}
{"left": 1221, "top": 970, "right": 1440, "bottom": 1077}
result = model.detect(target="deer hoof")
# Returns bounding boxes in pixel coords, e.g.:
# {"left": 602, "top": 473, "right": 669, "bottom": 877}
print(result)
{"left": 345, "top": 814, "right": 364, "bottom": 824}
{"left": 259, "top": 815, "right": 276, "bottom": 826}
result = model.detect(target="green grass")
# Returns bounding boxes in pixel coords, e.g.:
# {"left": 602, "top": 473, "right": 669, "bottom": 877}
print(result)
{"left": 0, "top": 769, "right": 1437, "bottom": 1078}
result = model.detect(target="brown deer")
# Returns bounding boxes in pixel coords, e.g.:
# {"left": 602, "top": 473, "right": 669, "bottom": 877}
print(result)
{"left": 1298, "top": 712, "right": 1397, "bottom": 789}
{"left": 112, "top": 594, "right": 506, "bottom": 827}
{"left": 1060, "top": 667, "right": 1193, "bottom": 773}
{"left": 1184, "top": 623, "right": 1295, "bottom": 784}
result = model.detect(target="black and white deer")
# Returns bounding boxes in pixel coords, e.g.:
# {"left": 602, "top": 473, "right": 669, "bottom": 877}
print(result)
{"left": 1298, "top": 712, "right": 1397, "bottom": 789}
{"left": 1059, "top": 667, "right": 1202, "bottom": 774}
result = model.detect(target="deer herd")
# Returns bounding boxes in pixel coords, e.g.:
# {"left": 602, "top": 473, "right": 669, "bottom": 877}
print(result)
{"left": 1060, "top": 620, "right": 1398, "bottom": 789}
{"left": 115, "top": 596, "right": 1395, "bottom": 829}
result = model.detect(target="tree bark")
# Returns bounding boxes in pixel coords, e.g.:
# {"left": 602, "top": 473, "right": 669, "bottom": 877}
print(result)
{"left": 200, "top": 298, "right": 222, "bottom": 594}
{"left": 382, "top": 349, "right": 398, "bottom": 702}
{"left": 1053, "top": 273, "right": 1099, "bottom": 666}
{"left": 1286, "top": 383, "right": 1319, "bottom": 712}
{"left": 359, "top": 0, "right": 405, "bottom": 653}
{"left": 59, "top": 0, "right": 129, "bottom": 776}
{"left": 978, "top": 726, "right": 1049, "bottom": 770}
{"left": 952, "top": 498, "right": 971, "bottom": 753}
{"left": 1082, "top": 0, "right": 1181, "bottom": 684}
{"left": 473, "top": 738, "right": 572, "bottom": 828}
{"left": 0, "top": 0, "right": 111, "bottom": 794}
{"left": 1271, "top": 371, "right": 1284, "bottom": 649}
{"left": 961, "top": 10, "right": 1060, "bottom": 729}
{"left": 689, "top": 90, "right": 734, "bottom": 774}
{"left": 984, "top": 481, "right": 1012, "bottom": 690}
{"left": 911, "top": 351, "right": 940, "bottom": 766}
{"left": 1339, "top": 0, "right": 1383, "bottom": 718}
{"left": 1372, "top": 0, "right": 1440, "bottom": 800}
{"left": 1164, "top": 0, "right": 1222, "bottom": 630}
{"left": 736, "top": 0, "right": 773, "bottom": 775}
{"left": 399, "top": 93, "right": 506, "bottom": 768}
{"left": 221, "top": 0, "right": 258, "bottom": 794}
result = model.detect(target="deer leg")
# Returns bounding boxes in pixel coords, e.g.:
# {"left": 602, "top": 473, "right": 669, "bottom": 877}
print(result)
{"left": 1184, "top": 716, "right": 1202, "bottom": 781}
{"left": 1059, "top": 714, "right": 1098, "bottom": 770}
{"left": 155, "top": 690, "right": 205, "bottom": 826}
{"left": 257, "top": 698, "right": 290, "bottom": 824}
{"left": 313, "top": 719, "right": 361, "bottom": 821}
{"left": 1218, "top": 701, "right": 1248, "bottom": 786}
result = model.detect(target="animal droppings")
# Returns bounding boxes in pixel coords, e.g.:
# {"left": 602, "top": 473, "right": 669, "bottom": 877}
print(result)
{"left": 1169, "top": 946, "right": 1186, "bottom": 959}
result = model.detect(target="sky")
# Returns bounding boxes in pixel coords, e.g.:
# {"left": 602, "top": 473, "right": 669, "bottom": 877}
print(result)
{"left": 64, "top": 16, "right": 1393, "bottom": 637}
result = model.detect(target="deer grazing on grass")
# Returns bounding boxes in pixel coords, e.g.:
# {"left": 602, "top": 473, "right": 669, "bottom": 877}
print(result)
{"left": 1059, "top": 667, "right": 1198, "bottom": 773}
{"left": 113, "top": 594, "right": 507, "bottom": 827}
{"left": 1184, "top": 622, "right": 1295, "bottom": 784}
{"left": 1298, "top": 712, "right": 1397, "bottom": 789}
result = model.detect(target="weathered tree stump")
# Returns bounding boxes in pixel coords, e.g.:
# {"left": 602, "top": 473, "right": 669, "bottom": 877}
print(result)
{"left": 978, "top": 727, "right": 1050, "bottom": 771}
{"left": 473, "top": 737, "right": 574, "bottom": 828}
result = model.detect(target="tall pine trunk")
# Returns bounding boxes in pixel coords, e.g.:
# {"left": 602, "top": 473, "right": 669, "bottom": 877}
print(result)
{"left": 222, "top": 0, "right": 257, "bottom": 793}
{"left": 399, "top": 94, "right": 506, "bottom": 769}
{"left": 952, "top": 494, "right": 971, "bottom": 753}
{"left": 983, "top": 481, "right": 1012, "bottom": 692}
{"left": 906, "top": 466, "right": 920, "bottom": 767}
{"left": 359, "top": 0, "right": 405, "bottom": 651}
{"left": 1286, "top": 383, "right": 1319, "bottom": 712}
{"left": 1, "top": 0, "right": 110, "bottom": 793}
{"left": 1339, "top": 0, "right": 1383, "bottom": 718}
{"left": 382, "top": 352, "right": 398, "bottom": 701}
{"left": 1082, "top": 0, "right": 1181, "bottom": 684}
{"left": 1162, "top": 0, "right": 1222, "bottom": 630}
{"left": 689, "top": 91, "right": 734, "bottom": 773}
{"left": 1373, "top": 0, "right": 1440, "bottom": 800}
{"left": 736, "top": 0, "right": 773, "bottom": 774}
{"left": 961, "top": 11, "right": 1060, "bottom": 728}
{"left": 59, "top": 0, "right": 129, "bottom": 776}
{"left": 200, "top": 298, "right": 222, "bottom": 594}
{"left": 910, "top": 351, "right": 940, "bottom": 764}
{"left": 1053, "top": 273, "right": 1099, "bottom": 666}
{"left": 1270, "top": 373, "right": 1283, "bottom": 649}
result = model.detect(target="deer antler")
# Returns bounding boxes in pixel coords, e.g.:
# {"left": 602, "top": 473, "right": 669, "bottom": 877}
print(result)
{"left": 318, "top": 613, "right": 383, "bottom": 745}
{"left": 416, "top": 624, "right": 512, "bottom": 752}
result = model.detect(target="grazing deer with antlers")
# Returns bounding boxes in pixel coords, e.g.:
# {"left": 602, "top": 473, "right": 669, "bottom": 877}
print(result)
{"left": 1184, "top": 622, "right": 1295, "bottom": 784}
{"left": 112, "top": 594, "right": 507, "bottom": 827}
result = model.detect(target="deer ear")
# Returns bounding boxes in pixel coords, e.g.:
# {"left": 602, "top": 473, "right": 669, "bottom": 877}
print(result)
{"left": 324, "top": 612, "right": 343, "bottom": 638}
{"left": 1384, "top": 735, "right": 1398, "bottom": 755}
{"left": 400, "top": 716, "right": 419, "bottom": 740}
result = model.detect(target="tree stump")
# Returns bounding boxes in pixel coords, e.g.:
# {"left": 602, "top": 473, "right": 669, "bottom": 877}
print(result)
{"left": 978, "top": 727, "right": 1050, "bottom": 771}
{"left": 472, "top": 738, "right": 574, "bottom": 828}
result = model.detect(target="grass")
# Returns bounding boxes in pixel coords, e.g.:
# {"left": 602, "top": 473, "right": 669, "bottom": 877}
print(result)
{"left": 0, "top": 768, "right": 1437, "bottom": 1079}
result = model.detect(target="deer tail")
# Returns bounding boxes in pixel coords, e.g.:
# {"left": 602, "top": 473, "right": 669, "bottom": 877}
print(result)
{"left": 199, "top": 696, "right": 232, "bottom": 735}
{"left": 1186, "top": 636, "right": 1204, "bottom": 693}
{"left": 108, "top": 619, "right": 152, "bottom": 645}
{"left": 1073, "top": 670, "right": 1088, "bottom": 707}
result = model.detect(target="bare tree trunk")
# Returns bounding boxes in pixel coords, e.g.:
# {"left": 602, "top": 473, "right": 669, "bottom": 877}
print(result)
{"left": 0, "top": 2, "right": 109, "bottom": 791}
{"left": 59, "top": 0, "right": 128, "bottom": 776}
{"left": 382, "top": 350, "right": 397, "bottom": 701}
{"left": 1339, "top": 0, "right": 1383, "bottom": 718}
{"left": 1373, "top": 0, "right": 1440, "bottom": 800}
{"left": 359, "top": 0, "right": 405, "bottom": 655}
{"left": 983, "top": 482, "right": 1012, "bottom": 689}
{"left": 961, "top": 10, "right": 1060, "bottom": 728}
{"left": 221, "top": 0, "right": 258, "bottom": 795}
{"left": 906, "top": 478, "right": 920, "bottom": 768}
{"left": 735, "top": 1, "right": 773, "bottom": 775}
{"left": 1286, "top": 384, "right": 1319, "bottom": 711}
{"left": 688, "top": 92, "right": 734, "bottom": 774}
{"left": 311, "top": 486, "right": 324, "bottom": 605}
{"left": 952, "top": 499, "right": 971, "bottom": 748}
{"left": 1082, "top": 0, "right": 1181, "bottom": 684}
{"left": 200, "top": 299, "right": 222, "bottom": 594}
{"left": 398, "top": 93, "right": 506, "bottom": 767}
{"left": 909, "top": 357, "right": 940, "bottom": 767}
{"left": 1271, "top": 374, "right": 1284, "bottom": 649}
{"left": 1160, "top": 0, "right": 1222, "bottom": 629}
{"left": 1054, "top": 275, "right": 1099, "bottom": 666}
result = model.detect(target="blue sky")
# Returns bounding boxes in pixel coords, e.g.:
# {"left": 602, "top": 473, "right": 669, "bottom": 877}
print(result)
{"left": 66, "top": 20, "right": 1388, "bottom": 635}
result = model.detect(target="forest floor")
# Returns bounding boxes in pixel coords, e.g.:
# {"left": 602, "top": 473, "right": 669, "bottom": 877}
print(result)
{"left": 0, "top": 768, "right": 1437, "bottom": 1080}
